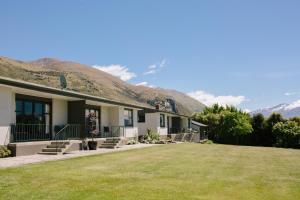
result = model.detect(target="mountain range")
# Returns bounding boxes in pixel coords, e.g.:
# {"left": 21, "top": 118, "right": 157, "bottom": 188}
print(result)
{"left": 251, "top": 102, "right": 300, "bottom": 118}
{"left": 0, "top": 56, "right": 205, "bottom": 116}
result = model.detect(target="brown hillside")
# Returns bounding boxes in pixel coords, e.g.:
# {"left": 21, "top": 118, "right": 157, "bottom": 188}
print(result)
{"left": 0, "top": 56, "right": 205, "bottom": 115}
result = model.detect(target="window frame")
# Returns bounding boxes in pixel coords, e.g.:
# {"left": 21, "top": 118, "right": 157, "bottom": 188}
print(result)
{"left": 138, "top": 110, "right": 145, "bottom": 123}
{"left": 160, "top": 114, "right": 166, "bottom": 128}
{"left": 15, "top": 95, "right": 52, "bottom": 133}
{"left": 124, "top": 108, "right": 134, "bottom": 127}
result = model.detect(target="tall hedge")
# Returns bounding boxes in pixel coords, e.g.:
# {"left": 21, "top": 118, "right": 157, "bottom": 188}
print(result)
{"left": 193, "top": 104, "right": 300, "bottom": 149}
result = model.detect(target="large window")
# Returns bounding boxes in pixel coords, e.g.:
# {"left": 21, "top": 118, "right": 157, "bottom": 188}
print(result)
{"left": 16, "top": 99, "right": 51, "bottom": 126}
{"left": 124, "top": 109, "right": 133, "bottom": 127}
{"left": 138, "top": 110, "right": 145, "bottom": 123}
{"left": 160, "top": 114, "right": 165, "bottom": 127}
{"left": 15, "top": 96, "right": 51, "bottom": 137}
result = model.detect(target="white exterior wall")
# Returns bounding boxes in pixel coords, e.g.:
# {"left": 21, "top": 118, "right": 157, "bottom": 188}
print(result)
{"left": 0, "top": 87, "right": 15, "bottom": 145}
{"left": 124, "top": 108, "right": 138, "bottom": 138}
{"left": 138, "top": 112, "right": 169, "bottom": 136}
{"left": 108, "top": 107, "right": 121, "bottom": 126}
{"left": 158, "top": 114, "right": 168, "bottom": 136}
{"left": 101, "top": 106, "right": 109, "bottom": 128}
{"left": 52, "top": 99, "right": 68, "bottom": 127}
{"left": 181, "top": 117, "right": 189, "bottom": 131}
{"left": 138, "top": 113, "right": 159, "bottom": 136}
{"left": 101, "top": 106, "right": 138, "bottom": 138}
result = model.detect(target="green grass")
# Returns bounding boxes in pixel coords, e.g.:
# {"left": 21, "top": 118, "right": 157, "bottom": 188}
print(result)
{"left": 0, "top": 144, "right": 300, "bottom": 200}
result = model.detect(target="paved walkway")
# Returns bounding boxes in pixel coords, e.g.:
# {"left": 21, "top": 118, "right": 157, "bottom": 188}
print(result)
{"left": 0, "top": 144, "right": 157, "bottom": 169}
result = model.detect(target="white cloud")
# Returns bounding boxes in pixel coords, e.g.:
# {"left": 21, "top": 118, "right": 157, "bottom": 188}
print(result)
{"left": 187, "top": 90, "right": 246, "bottom": 107}
{"left": 144, "top": 58, "right": 167, "bottom": 75}
{"left": 148, "top": 65, "right": 157, "bottom": 69}
{"left": 285, "top": 100, "right": 300, "bottom": 110}
{"left": 135, "top": 81, "right": 155, "bottom": 88}
{"left": 284, "top": 92, "right": 298, "bottom": 96}
{"left": 135, "top": 82, "right": 148, "bottom": 86}
{"left": 159, "top": 59, "right": 167, "bottom": 68}
{"left": 243, "top": 109, "right": 251, "bottom": 113}
{"left": 144, "top": 70, "right": 156, "bottom": 75}
{"left": 92, "top": 64, "right": 136, "bottom": 81}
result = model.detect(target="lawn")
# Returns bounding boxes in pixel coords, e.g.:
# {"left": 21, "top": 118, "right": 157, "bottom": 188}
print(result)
{"left": 0, "top": 143, "right": 300, "bottom": 200}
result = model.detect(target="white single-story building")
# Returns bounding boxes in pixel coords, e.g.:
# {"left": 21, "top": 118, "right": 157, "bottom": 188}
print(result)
{"left": 0, "top": 76, "right": 194, "bottom": 156}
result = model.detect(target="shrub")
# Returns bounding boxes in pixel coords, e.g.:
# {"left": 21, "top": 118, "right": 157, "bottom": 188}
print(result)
{"left": 0, "top": 146, "right": 11, "bottom": 158}
{"left": 273, "top": 121, "right": 300, "bottom": 148}
{"left": 127, "top": 140, "right": 137, "bottom": 145}
{"left": 202, "top": 140, "right": 213, "bottom": 144}
{"left": 145, "top": 129, "right": 160, "bottom": 142}
{"left": 193, "top": 104, "right": 253, "bottom": 145}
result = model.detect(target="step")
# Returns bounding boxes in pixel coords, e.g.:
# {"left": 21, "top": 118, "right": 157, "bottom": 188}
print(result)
{"left": 50, "top": 141, "right": 70, "bottom": 145}
{"left": 47, "top": 144, "right": 66, "bottom": 148}
{"left": 99, "top": 145, "right": 117, "bottom": 149}
{"left": 42, "top": 148, "right": 63, "bottom": 153}
{"left": 38, "top": 152, "right": 62, "bottom": 155}
{"left": 101, "top": 143, "right": 118, "bottom": 146}
{"left": 100, "top": 143, "right": 118, "bottom": 148}
{"left": 103, "top": 141, "right": 119, "bottom": 144}
{"left": 106, "top": 138, "right": 121, "bottom": 141}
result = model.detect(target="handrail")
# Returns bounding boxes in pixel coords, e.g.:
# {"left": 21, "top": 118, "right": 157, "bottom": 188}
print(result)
{"left": 54, "top": 124, "right": 70, "bottom": 140}
{"left": 54, "top": 124, "right": 69, "bottom": 153}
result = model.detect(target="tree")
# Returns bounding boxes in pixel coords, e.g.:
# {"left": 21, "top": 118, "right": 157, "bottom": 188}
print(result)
{"left": 251, "top": 113, "right": 266, "bottom": 146}
{"left": 193, "top": 104, "right": 253, "bottom": 145}
{"left": 264, "top": 113, "right": 285, "bottom": 146}
{"left": 289, "top": 117, "right": 300, "bottom": 125}
{"left": 273, "top": 121, "right": 300, "bottom": 148}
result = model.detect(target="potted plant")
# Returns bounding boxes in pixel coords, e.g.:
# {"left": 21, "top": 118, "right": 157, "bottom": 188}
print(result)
{"left": 82, "top": 138, "right": 88, "bottom": 150}
{"left": 87, "top": 112, "right": 98, "bottom": 150}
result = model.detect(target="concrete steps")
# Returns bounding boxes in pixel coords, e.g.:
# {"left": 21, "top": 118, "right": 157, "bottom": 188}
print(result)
{"left": 38, "top": 141, "right": 71, "bottom": 155}
{"left": 99, "top": 138, "right": 122, "bottom": 149}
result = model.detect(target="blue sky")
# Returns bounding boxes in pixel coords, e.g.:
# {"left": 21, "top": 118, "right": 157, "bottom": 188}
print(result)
{"left": 1, "top": 0, "right": 300, "bottom": 111}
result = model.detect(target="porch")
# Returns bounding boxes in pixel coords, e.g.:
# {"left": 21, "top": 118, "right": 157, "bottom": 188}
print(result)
{"left": 9, "top": 124, "right": 126, "bottom": 143}
{"left": 8, "top": 123, "right": 128, "bottom": 156}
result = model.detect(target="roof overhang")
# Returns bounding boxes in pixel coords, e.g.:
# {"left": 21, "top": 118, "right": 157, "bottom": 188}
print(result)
{"left": 191, "top": 120, "right": 207, "bottom": 127}
{"left": 0, "top": 76, "right": 151, "bottom": 110}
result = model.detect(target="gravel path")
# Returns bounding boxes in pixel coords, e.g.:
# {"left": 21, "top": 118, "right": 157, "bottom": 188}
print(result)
{"left": 0, "top": 144, "right": 157, "bottom": 169}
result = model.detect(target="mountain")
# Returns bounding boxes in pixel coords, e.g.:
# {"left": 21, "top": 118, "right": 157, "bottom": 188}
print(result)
{"left": 0, "top": 56, "right": 205, "bottom": 115}
{"left": 251, "top": 102, "right": 300, "bottom": 118}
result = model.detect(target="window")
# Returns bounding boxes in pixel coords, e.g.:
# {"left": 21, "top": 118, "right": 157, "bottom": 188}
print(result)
{"left": 124, "top": 109, "right": 133, "bottom": 127}
{"left": 160, "top": 114, "right": 165, "bottom": 127}
{"left": 16, "top": 98, "right": 51, "bottom": 124}
{"left": 138, "top": 110, "right": 145, "bottom": 123}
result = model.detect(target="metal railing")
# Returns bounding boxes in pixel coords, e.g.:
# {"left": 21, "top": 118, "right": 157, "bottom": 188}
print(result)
{"left": 53, "top": 124, "right": 82, "bottom": 152}
{"left": 100, "top": 126, "right": 125, "bottom": 138}
{"left": 10, "top": 124, "right": 125, "bottom": 143}
{"left": 10, "top": 124, "right": 51, "bottom": 142}
{"left": 54, "top": 124, "right": 82, "bottom": 140}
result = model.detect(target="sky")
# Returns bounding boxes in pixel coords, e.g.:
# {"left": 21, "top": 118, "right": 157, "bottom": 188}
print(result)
{"left": 0, "top": 0, "right": 300, "bottom": 111}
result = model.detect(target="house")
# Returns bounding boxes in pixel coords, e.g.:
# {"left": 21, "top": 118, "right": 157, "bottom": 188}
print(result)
{"left": 0, "top": 76, "right": 195, "bottom": 156}
{"left": 0, "top": 76, "right": 146, "bottom": 156}
{"left": 137, "top": 110, "right": 191, "bottom": 140}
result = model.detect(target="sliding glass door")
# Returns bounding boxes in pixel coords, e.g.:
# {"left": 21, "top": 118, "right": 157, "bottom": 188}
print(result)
{"left": 13, "top": 96, "right": 52, "bottom": 142}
